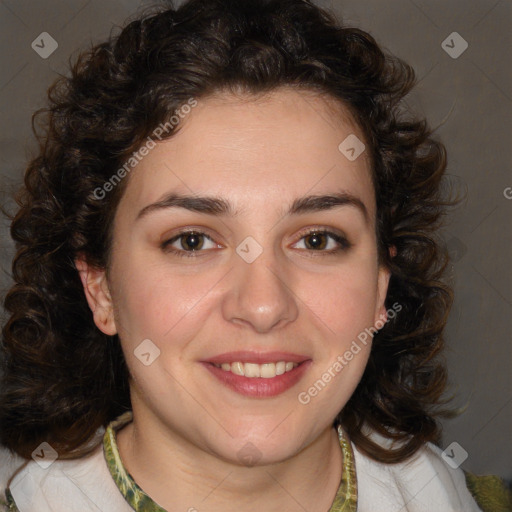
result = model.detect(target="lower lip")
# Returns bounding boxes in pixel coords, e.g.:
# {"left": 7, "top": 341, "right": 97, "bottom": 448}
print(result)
{"left": 202, "top": 361, "right": 312, "bottom": 397}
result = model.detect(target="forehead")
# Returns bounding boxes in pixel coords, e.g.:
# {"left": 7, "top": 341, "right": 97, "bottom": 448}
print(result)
{"left": 119, "top": 88, "right": 375, "bottom": 221}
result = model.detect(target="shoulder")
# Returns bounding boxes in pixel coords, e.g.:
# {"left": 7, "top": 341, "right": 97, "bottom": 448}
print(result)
{"left": 4, "top": 442, "right": 132, "bottom": 512}
{"left": 352, "top": 439, "right": 483, "bottom": 512}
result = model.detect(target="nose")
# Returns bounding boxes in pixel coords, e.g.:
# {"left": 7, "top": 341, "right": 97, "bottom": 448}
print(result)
{"left": 221, "top": 247, "right": 299, "bottom": 333}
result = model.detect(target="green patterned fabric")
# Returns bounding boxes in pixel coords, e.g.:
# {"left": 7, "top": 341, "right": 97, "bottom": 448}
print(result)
{"left": 330, "top": 426, "right": 358, "bottom": 511}
{"left": 104, "top": 413, "right": 358, "bottom": 511}
{"left": 464, "top": 471, "right": 512, "bottom": 512}
{"left": 3, "top": 489, "right": 17, "bottom": 512}
{"left": 103, "top": 412, "right": 167, "bottom": 511}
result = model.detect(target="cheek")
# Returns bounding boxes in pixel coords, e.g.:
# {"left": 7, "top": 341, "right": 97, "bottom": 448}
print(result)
{"left": 110, "top": 254, "right": 222, "bottom": 346}
{"left": 299, "top": 262, "right": 380, "bottom": 342}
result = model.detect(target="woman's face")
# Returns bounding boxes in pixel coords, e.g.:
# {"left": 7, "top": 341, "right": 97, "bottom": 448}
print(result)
{"left": 84, "top": 88, "right": 390, "bottom": 464}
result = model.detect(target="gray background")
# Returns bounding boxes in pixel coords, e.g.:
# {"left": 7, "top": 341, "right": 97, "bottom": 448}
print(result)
{"left": 1, "top": 0, "right": 511, "bottom": 480}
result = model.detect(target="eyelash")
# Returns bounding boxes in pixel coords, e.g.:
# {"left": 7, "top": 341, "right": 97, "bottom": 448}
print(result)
{"left": 161, "top": 228, "right": 351, "bottom": 259}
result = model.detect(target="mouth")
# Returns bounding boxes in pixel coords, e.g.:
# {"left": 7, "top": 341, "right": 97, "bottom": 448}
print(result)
{"left": 201, "top": 351, "right": 312, "bottom": 397}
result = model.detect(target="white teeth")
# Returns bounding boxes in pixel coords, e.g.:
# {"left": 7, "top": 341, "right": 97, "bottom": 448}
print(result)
{"left": 214, "top": 361, "right": 299, "bottom": 378}
{"left": 244, "top": 363, "right": 260, "bottom": 378}
{"left": 231, "top": 362, "right": 244, "bottom": 376}
{"left": 260, "top": 363, "right": 275, "bottom": 378}
{"left": 275, "top": 361, "right": 286, "bottom": 375}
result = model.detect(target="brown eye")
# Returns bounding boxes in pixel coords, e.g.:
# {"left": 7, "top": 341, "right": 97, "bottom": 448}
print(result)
{"left": 292, "top": 229, "right": 351, "bottom": 254}
{"left": 304, "top": 232, "right": 328, "bottom": 250}
{"left": 161, "top": 230, "right": 220, "bottom": 257}
{"left": 179, "top": 232, "right": 204, "bottom": 251}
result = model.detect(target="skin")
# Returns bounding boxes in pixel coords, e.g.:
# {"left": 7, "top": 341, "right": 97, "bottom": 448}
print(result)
{"left": 77, "top": 88, "right": 390, "bottom": 511}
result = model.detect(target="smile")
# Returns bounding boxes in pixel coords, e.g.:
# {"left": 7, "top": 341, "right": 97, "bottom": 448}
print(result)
{"left": 212, "top": 361, "right": 299, "bottom": 378}
{"left": 203, "top": 360, "right": 311, "bottom": 397}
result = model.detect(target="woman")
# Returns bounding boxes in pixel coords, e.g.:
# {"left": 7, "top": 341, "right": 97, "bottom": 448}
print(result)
{"left": 0, "top": 0, "right": 509, "bottom": 510}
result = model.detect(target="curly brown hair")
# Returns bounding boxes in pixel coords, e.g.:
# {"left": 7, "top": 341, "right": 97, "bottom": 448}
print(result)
{"left": 1, "top": 0, "right": 452, "bottom": 463}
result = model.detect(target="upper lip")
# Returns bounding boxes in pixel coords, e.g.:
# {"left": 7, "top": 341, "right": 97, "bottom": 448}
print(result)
{"left": 203, "top": 351, "right": 311, "bottom": 365}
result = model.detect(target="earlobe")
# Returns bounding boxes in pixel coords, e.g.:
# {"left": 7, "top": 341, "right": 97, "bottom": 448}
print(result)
{"left": 75, "top": 256, "right": 117, "bottom": 336}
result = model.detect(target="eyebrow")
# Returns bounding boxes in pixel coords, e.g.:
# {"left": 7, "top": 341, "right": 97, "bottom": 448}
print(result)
{"left": 136, "top": 191, "right": 368, "bottom": 223}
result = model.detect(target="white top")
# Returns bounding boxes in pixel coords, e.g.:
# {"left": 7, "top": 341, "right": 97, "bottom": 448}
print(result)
{"left": 353, "top": 441, "right": 481, "bottom": 511}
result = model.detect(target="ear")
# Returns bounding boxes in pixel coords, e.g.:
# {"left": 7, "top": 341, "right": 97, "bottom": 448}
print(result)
{"left": 374, "top": 264, "right": 391, "bottom": 326}
{"left": 373, "top": 245, "right": 396, "bottom": 325}
{"left": 75, "top": 256, "right": 117, "bottom": 336}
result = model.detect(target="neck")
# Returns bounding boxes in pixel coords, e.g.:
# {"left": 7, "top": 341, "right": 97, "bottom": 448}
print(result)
{"left": 116, "top": 411, "right": 344, "bottom": 512}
